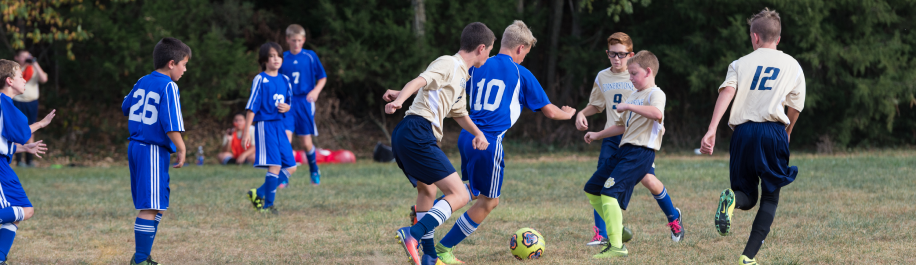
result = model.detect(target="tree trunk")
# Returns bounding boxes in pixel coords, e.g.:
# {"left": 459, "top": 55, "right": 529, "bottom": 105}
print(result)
{"left": 561, "top": 0, "right": 582, "bottom": 105}
{"left": 412, "top": 0, "right": 426, "bottom": 47}
{"left": 546, "top": 0, "right": 564, "bottom": 99}
{"left": 517, "top": 0, "right": 524, "bottom": 14}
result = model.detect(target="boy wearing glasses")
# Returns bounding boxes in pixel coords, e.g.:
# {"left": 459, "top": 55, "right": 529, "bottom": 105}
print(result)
{"left": 575, "top": 32, "right": 683, "bottom": 246}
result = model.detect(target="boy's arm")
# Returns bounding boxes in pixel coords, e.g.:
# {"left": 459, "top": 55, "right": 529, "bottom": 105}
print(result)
{"left": 385, "top": 77, "right": 427, "bottom": 114}
{"left": 29, "top": 109, "right": 56, "bottom": 133}
{"left": 241, "top": 111, "right": 256, "bottom": 148}
{"left": 616, "top": 104, "right": 663, "bottom": 120}
{"left": 453, "top": 115, "right": 490, "bottom": 151}
{"left": 584, "top": 125, "right": 625, "bottom": 144}
{"left": 785, "top": 107, "right": 800, "bottom": 142}
{"left": 539, "top": 104, "right": 576, "bottom": 120}
{"left": 14, "top": 140, "right": 46, "bottom": 157}
{"left": 167, "top": 131, "right": 186, "bottom": 168}
{"left": 306, "top": 78, "right": 327, "bottom": 102}
{"left": 700, "top": 86, "right": 736, "bottom": 155}
{"left": 575, "top": 105, "right": 600, "bottom": 131}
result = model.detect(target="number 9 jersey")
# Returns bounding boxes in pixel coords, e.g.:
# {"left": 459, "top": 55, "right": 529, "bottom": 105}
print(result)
{"left": 587, "top": 68, "right": 636, "bottom": 130}
{"left": 122, "top": 71, "right": 185, "bottom": 153}
{"left": 466, "top": 54, "right": 551, "bottom": 134}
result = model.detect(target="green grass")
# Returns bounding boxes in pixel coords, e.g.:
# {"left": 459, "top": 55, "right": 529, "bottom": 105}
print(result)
{"left": 11, "top": 152, "right": 916, "bottom": 264}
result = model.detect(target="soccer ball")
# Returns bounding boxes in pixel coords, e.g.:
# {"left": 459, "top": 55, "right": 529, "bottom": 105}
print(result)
{"left": 509, "top": 228, "right": 545, "bottom": 260}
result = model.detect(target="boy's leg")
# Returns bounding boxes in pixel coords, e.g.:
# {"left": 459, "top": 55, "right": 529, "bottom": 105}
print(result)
{"left": 414, "top": 183, "right": 437, "bottom": 260}
{"left": 589, "top": 137, "right": 619, "bottom": 243}
{"left": 261, "top": 166, "right": 282, "bottom": 209}
{"left": 0, "top": 223, "right": 16, "bottom": 262}
{"left": 134, "top": 209, "right": 161, "bottom": 263}
{"left": 0, "top": 205, "right": 30, "bottom": 263}
{"left": 743, "top": 188, "right": 779, "bottom": 259}
{"left": 300, "top": 135, "right": 320, "bottom": 183}
{"left": 641, "top": 172, "right": 684, "bottom": 242}
{"left": 592, "top": 195, "right": 628, "bottom": 259}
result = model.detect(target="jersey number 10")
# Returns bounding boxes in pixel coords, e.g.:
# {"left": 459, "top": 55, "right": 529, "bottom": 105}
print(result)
{"left": 473, "top": 78, "right": 506, "bottom": 111}
{"left": 128, "top": 89, "right": 161, "bottom": 125}
{"left": 749, "top": 66, "right": 781, "bottom": 91}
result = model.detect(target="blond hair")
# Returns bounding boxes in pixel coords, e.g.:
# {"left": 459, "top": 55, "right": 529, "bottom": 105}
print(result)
{"left": 500, "top": 20, "right": 537, "bottom": 49}
{"left": 607, "top": 32, "right": 633, "bottom": 52}
{"left": 286, "top": 24, "right": 306, "bottom": 37}
{"left": 747, "top": 8, "right": 781, "bottom": 43}
{"left": 0, "top": 59, "right": 21, "bottom": 88}
{"left": 627, "top": 50, "right": 659, "bottom": 77}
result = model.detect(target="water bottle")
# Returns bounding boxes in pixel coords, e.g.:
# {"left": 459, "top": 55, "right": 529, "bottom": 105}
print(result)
{"left": 197, "top": 146, "right": 205, "bottom": 166}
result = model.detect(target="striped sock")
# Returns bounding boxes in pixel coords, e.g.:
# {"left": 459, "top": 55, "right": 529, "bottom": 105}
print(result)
{"left": 416, "top": 212, "right": 437, "bottom": 258}
{"left": 410, "top": 200, "right": 452, "bottom": 240}
{"left": 134, "top": 218, "right": 157, "bottom": 263}
{"left": 653, "top": 187, "right": 679, "bottom": 222}
{"left": 439, "top": 212, "right": 479, "bottom": 248}
{"left": 278, "top": 168, "right": 291, "bottom": 188}
{"left": 262, "top": 172, "right": 279, "bottom": 208}
{"left": 306, "top": 147, "right": 319, "bottom": 174}
{"left": 0, "top": 207, "right": 24, "bottom": 224}
{"left": 0, "top": 224, "right": 16, "bottom": 261}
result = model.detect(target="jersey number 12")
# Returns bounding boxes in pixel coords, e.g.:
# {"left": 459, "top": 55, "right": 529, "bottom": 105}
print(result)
{"left": 128, "top": 89, "right": 160, "bottom": 125}
{"left": 749, "top": 66, "right": 780, "bottom": 91}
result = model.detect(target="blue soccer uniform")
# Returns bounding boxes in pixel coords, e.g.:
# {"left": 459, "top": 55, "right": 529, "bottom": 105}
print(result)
{"left": 279, "top": 50, "right": 326, "bottom": 136}
{"left": 246, "top": 72, "right": 296, "bottom": 209}
{"left": 0, "top": 93, "right": 34, "bottom": 263}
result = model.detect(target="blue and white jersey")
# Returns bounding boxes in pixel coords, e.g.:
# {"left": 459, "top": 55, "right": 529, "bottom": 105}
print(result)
{"left": 279, "top": 50, "right": 327, "bottom": 96}
{"left": 121, "top": 71, "right": 185, "bottom": 153}
{"left": 246, "top": 72, "right": 292, "bottom": 122}
{"left": 0, "top": 94, "right": 30, "bottom": 160}
{"left": 466, "top": 54, "right": 551, "bottom": 134}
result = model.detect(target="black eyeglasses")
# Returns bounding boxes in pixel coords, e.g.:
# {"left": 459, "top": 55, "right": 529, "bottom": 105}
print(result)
{"left": 606, "top": 50, "right": 630, "bottom": 59}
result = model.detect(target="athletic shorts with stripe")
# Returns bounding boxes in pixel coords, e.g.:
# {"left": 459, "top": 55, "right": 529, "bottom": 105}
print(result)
{"left": 0, "top": 158, "right": 31, "bottom": 208}
{"left": 290, "top": 95, "right": 318, "bottom": 136}
{"left": 253, "top": 120, "right": 297, "bottom": 168}
{"left": 128, "top": 141, "right": 170, "bottom": 210}
{"left": 458, "top": 129, "right": 505, "bottom": 198}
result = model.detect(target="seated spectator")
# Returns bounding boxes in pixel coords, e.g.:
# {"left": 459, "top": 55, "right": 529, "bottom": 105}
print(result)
{"left": 218, "top": 113, "right": 256, "bottom": 165}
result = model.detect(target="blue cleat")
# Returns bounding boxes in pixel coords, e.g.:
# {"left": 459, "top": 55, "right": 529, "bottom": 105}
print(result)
{"left": 310, "top": 172, "right": 320, "bottom": 186}
{"left": 396, "top": 227, "right": 421, "bottom": 265}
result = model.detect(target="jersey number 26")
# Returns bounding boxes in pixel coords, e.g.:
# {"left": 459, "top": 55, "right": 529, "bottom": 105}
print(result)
{"left": 128, "top": 89, "right": 160, "bottom": 125}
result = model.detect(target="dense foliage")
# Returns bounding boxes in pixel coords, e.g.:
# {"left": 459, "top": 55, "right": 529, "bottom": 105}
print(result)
{"left": 1, "top": 0, "right": 913, "bottom": 158}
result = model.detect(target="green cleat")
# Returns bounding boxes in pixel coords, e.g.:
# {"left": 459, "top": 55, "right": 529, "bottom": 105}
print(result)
{"left": 739, "top": 255, "right": 758, "bottom": 264}
{"left": 592, "top": 244, "right": 628, "bottom": 259}
{"left": 259, "top": 206, "right": 279, "bottom": 215}
{"left": 129, "top": 255, "right": 161, "bottom": 265}
{"left": 715, "top": 188, "right": 736, "bottom": 236}
{"left": 247, "top": 189, "right": 263, "bottom": 210}
{"left": 435, "top": 242, "right": 465, "bottom": 264}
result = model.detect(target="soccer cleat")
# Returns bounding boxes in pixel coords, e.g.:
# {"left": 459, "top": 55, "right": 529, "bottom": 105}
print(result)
{"left": 739, "top": 255, "right": 758, "bottom": 264}
{"left": 396, "top": 227, "right": 422, "bottom": 265}
{"left": 622, "top": 226, "right": 633, "bottom": 243}
{"left": 310, "top": 172, "right": 321, "bottom": 186}
{"left": 715, "top": 189, "right": 736, "bottom": 236}
{"left": 129, "top": 254, "right": 161, "bottom": 265}
{"left": 668, "top": 208, "right": 684, "bottom": 242}
{"left": 435, "top": 242, "right": 465, "bottom": 264}
{"left": 259, "top": 206, "right": 279, "bottom": 215}
{"left": 421, "top": 254, "right": 447, "bottom": 265}
{"left": 410, "top": 205, "right": 418, "bottom": 225}
{"left": 592, "top": 244, "right": 628, "bottom": 259}
{"left": 247, "top": 189, "right": 263, "bottom": 210}
{"left": 587, "top": 226, "right": 607, "bottom": 246}
{"left": 278, "top": 179, "right": 289, "bottom": 189}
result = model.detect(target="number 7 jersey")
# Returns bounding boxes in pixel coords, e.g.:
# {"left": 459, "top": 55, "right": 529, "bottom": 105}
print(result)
{"left": 466, "top": 54, "right": 551, "bottom": 134}
{"left": 122, "top": 71, "right": 185, "bottom": 153}
{"left": 720, "top": 48, "right": 806, "bottom": 129}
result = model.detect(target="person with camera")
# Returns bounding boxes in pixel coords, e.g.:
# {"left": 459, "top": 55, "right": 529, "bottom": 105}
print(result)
{"left": 12, "top": 50, "right": 48, "bottom": 167}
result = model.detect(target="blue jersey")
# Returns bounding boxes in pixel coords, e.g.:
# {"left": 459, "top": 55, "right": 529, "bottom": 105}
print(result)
{"left": 121, "top": 71, "right": 185, "bottom": 153}
{"left": 279, "top": 50, "right": 327, "bottom": 96}
{"left": 0, "top": 94, "right": 30, "bottom": 161}
{"left": 466, "top": 54, "right": 551, "bottom": 134}
{"left": 246, "top": 72, "right": 292, "bottom": 122}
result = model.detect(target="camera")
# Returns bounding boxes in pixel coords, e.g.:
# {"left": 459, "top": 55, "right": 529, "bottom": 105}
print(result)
{"left": 24, "top": 58, "right": 33, "bottom": 64}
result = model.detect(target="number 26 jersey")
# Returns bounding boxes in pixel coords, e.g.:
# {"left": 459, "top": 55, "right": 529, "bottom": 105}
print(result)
{"left": 246, "top": 72, "right": 293, "bottom": 122}
{"left": 122, "top": 71, "right": 185, "bottom": 153}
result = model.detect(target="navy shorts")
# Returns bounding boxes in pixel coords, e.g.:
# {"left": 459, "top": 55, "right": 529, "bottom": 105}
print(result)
{"left": 0, "top": 157, "right": 31, "bottom": 208}
{"left": 584, "top": 144, "right": 656, "bottom": 210}
{"left": 593, "top": 136, "right": 656, "bottom": 181}
{"left": 12, "top": 100, "right": 37, "bottom": 124}
{"left": 253, "top": 120, "right": 297, "bottom": 168}
{"left": 730, "top": 122, "right": 798, "bottom": 197}
{"left": 290, "top": 95, "right": 318, "bottom": 136}
{"left": 458, "top": 129, "right": 504, "bottom": 198}
{"left": 392, "top": 115, "right": 456, "bottom": 187}
{"left": 128, "top": 141, "right": 170, "bottom": 210}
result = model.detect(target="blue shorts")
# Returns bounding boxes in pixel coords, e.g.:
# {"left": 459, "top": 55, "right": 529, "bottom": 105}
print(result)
{"left": 253, "top": 120, "right": 297, "bottom": 168}
{"left": 0, "top": 158, "right": 31, "bottom": 208}
{"left": 458, "top": 130, "right": 504, "bottom": 198}
{"left": 730, "top": 122, "right": 798, "bottom": 197}
{"left": 594, "top": 136, "right": 656, "bottom": 178}
{"left": 283, "top": 113, "right": 295, "bottom": 133}
{"left": 583, "top": 144, "right": 656, "bottom": 210}
{"left": 12, "top": 100, "right": 37, "bottom": 124}
{"left": 128, "top": 141, "right": 170, "bottom": 210}
{"left": 391, "top": 115, "right": 456, "bottom": 187}
{"left": 290, "top": 95, "right": 318, "bottom": 136}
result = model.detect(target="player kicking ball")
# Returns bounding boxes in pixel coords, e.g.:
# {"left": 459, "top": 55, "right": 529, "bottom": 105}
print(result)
{"left": 700, "top": 8, "right": 805, "bottom": 265}
{"left": 432, "top": 20, "right": 576, "bottom": 264}
{"left": 582, "top": 50, "right": 667, "bottom": 259}
{"left": 384, "top": 22, "right": 493, "bottom": 265}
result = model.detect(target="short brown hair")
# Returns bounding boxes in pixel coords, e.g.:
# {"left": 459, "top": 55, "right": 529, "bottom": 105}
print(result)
{"left": 0, "top": 59, "right": 20, "bottom": 88}
{"left": 627, "top": 50, "right": 660, "bottom": 77}
{"left": 258, "top": 42, "right": 283, "bottom": 71}
{"left": 286, "top": 24, "right": 306, "bottom": 37}
{"left": 607, "top": 32, "right": 633, "bottom": 52}
{"left": 153, "top": 37, "right": 192, "bottom": 70}
{"left": 501, "top": 20, "right": 537, "bottom": 49}
{"left": 460, "top": 22, "right": 496, "bottom": 52}
{"left": 747, "top": 8, "right": 781, "bottom": 43}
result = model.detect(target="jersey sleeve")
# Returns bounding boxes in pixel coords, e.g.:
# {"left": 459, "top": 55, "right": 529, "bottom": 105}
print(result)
{"left": 245, "top": 75, "right": 264, "bottom": 113}
{"left": 311, "top": 51, "right": 328, "bottom": 80}
{"left": 518, "top": 68, "right": 550, "bottom": 111}
{"left": 587, "top": 79, "right": 606, "bottom": 113}
{"left": 719, "top": 61, "right": 738, "bottom": 92}
{"left": 785, "top": 63, "right": 806, "bottom": 112}
{"left": 446, "top": 91, "right": 469, "bottom": 118}
{"left": 1, "top": 98, "right": 32, "bottom": 144}
{"left": 159, "top": 82, "right": 185, "bottom": 133}
{"left": 121, "top": 91, "right": 133, "bottom": 117}
{"left": 649, "top": 90, "right": 667, "bottom": 121}
{"left": 418, "top": 58, "right": 452, "bottom": 91}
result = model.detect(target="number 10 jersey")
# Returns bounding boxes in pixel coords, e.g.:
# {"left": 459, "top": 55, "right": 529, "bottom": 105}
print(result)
{"left": 122, "top": 71, "right": 185, "bottom": 153}
{"left": 466, "top": 54, "right": 551, "bottom": 134}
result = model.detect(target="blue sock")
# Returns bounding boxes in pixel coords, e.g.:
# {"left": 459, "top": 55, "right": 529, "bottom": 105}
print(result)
{"left": 416, "top": 212, "right": 437, "bottom": 258}
{"left": 278, "top": 168, "right": 290, "bottom": 186}
{"left": 654, "top": 187, "right": 680, "bottom": 222}
{"left": 306, "top": 147, "right": 319, "bottom": 174}
{"left": 440, "top": 212, "right": 479, "bottom": 248}
{"left": 0, "top": 224, "right": 17, "bottom": 261}
{"left": 409, "top": 200, "right": 452, "bottom": 240}
{"left": 134, "top": 218, "right": 157, "bottom": 263}
{"left": 0, "top": 207, "right": 24, "bottom": 224}
{"left": 262, "top": 172, "right": 279, "bottom": 208}
{"left": 594, "top": 210, "right": 608, "bottom": 238}
{"left": 154, "top": 213, "right": 162, "bottom": 226}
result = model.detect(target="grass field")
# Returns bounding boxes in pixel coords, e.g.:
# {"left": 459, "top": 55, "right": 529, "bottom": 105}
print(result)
{"left": 10, "top": 151, "right": 916, "bottom": 264}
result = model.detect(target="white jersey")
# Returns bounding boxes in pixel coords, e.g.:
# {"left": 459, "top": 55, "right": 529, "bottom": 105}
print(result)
{"left": 405, "top": 54, "right": 470, "bottom": 142}
{"left": 720, "top": 48, "right": 806, "bottom": 129}
{"left": 614, "top": 86, "right": 666, "bottom": 150}
{"left": 588, "top": 68, "right": 636, "bottom": 129}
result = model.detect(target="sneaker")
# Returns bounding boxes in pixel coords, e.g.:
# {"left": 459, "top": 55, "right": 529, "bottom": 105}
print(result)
{"left": 129, "top": 255, "right": 160, "bottom": 265}
{"left": 247, "top": 189, "right": 263, "bottom": 210}
{"left": 622, "top": 226, "right": 633, "bottom": 243}
{"left": 259, "top": 206, "right": 279, "bottom": 215}
{"left": 592, "top": 244, "right": 628, "bottom": 259}
{"left": 278, "top": 176, "right": 289, "bottom": 189}
{"left": 421, "top": 254, "right": 446, "bottom": 265}
{"left": 668, "top": 208, "right": 684, "bottom": 242}
{"left": 310, "top": 172, "right": 320, "bottom": 186}
{"left": 435, "top": 242, "right": 465, "bottom": 264}
{"left": 715, "top": 189, "right": 736, "bottom": 236}
{"left": 586, "top": 226, "right": 607, "bottom": 246}
{"left": 739, "top": 255, "right": 758, "bottom": 265}
{"left": 396, "top": 227, "right": 422, "bottom": 265}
